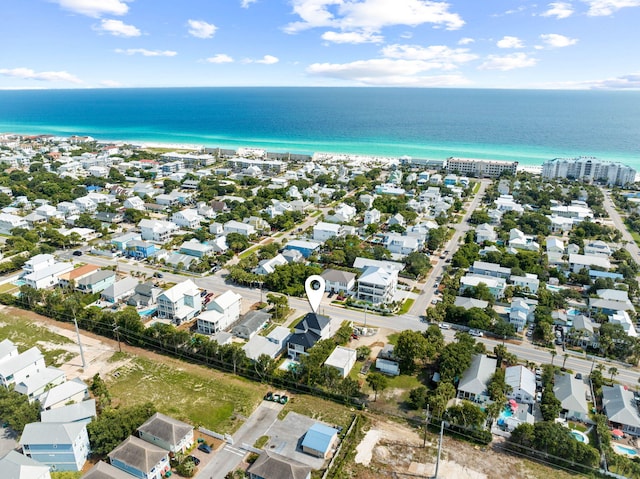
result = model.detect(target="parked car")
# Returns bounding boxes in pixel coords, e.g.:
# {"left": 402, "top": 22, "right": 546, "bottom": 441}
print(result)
{"left": 536, "top": 392, "right": 542, "bottom": 402}
{"left": 272, "top": 393, "right": 281, "bottom": 403}
{"left": 153, "top": 272, "right": 164, "bottom": 278}
{"left": 72, "top": 250, "right": 83, "bottom": 256}
{"left": 189, "top": 456, "right": 201, "bottom": 466}
{"left": 438, "top": 323, "right": 450, "bottom": 330}
{"left": 575, "top": 373, "right": 583, "bottom": 380}
{"left": 280, "top": 395, "right": 289, "bottom": 404}
{"left": 264, "top": 391, "right": 273, "bottom": 401}
{"left": 469, "top": 329, "right": 483, "bottom": 337}
{"left": 198, "top": 444, "right": 212, "bottom": 454}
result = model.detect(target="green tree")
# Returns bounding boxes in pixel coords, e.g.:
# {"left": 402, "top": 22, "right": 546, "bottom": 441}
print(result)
{"left": 89, "top": 373, "right": 111, "bottom": 411}
{"left": 254, "top": 354, "right": 277, "bottom": 382}
{"left": 407, "top": 386, "right": 428, "bottom": 410}
{"left": 366, "top": 372, "right": 389, "bottom": 401}
{"left": 266, "top": 293, "right": 289, "bottom": 321}
{"left": 395, "top": 330, "right": 431, "bottom": 373}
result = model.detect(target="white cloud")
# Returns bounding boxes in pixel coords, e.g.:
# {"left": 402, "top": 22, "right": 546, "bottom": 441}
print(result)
{"left": 497, "top": 36, "right": 524, "bottom": 48}
{"left": 321, "top": 30, "right": 384, "bottom": 44}
{"left": 285, "top": 0, "right": 464, "bottom": 34}
{"left": 95, "top": 19, "right": 141, "bottom": 37}
{"left": 187, "top": 20, "right": 217, "bottom": 39}
{"left": 205, "top": 54, "right": 234, "bottom": 63}
{"left": 583, "top": 0, "right": 640, "bottom": 16}
{"left": 458, "top": 37, "right": 474, "bottom": 45}
{"left": 0, "top": 67, "right": 82, "bottom": 84}
{"left": 382, "top": 44, "right": 477, "bottom": 67}
{"left": 52, "top": 0, "right": 129, "bottom": 18}
{"left": 115, "top": 48, "right": 177, "bottom": 57}
{"left": 479, "top": 52, "right": 537, "bottom": 71}
{"left": 256, "top": 55, "right": 279, "bottom": 64}
{"left": 541, "top": 2, "right": 574, "bottom": 18}
{"left": 241, "top": 0, "right": 258, "bottom": 6}
{"left": 539, "top": 33, "right": 578, "bottom": 47}
{"left": 100, "top": 80, "right": 122, "bottom": 87}
{"left": 307, "top": 59, "right": 472, "bottom": 86}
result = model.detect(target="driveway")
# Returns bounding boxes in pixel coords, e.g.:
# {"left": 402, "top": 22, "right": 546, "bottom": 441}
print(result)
{"left": 0, "top": 426, "right": 17, "bottom": 457}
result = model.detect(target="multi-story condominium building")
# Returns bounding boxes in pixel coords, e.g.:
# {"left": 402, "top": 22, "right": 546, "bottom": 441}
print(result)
{"left": 541, "top": 157, "right": 636, "bottom": 186}
{"left": 445, "top": 157, "right": 518, "bottom": 178}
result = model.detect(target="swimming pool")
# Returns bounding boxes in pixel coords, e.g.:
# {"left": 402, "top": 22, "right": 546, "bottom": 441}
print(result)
{"left": 496, "top": 406, "right": 514, "bottom": 426}
{"left": 614, "top": 444, "right": 638, "bottom": 456}
{"left": 12, "top": 279, "right": 25, "bottom": 286}
{"left": 139, "top": 307, "right": 157, "bottom": 317}
{"left": 546, "top": 284, "right": 562, "bottom": 292}
{"left": 567, "top": 308, "right": 581, "bottom": 316}
{"left": 570, "top": 430, "right": 589, "bottom": 444}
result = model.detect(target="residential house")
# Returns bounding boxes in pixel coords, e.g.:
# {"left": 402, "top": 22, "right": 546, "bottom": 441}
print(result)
{"left": 243, "top": 334, "right": 281, "bottom": 361}
{"left": 313, "top": 222, "right": 342, "bottom": 242}
{"left": 324, "top": 346, "right": 357, "bottom": 378}
{"left": 0, "top": 212, "right": 29, "bottom": 234}
{"left": 359, "top": 194, "right": 375, "bottom": 209}
{"left": 137, "top": 412, "right": 194, "bottom": 454}
{"left": 0, "top": 346, "right": 45, "bottom": 388}
{"left": 301, "top": 423, "right": 339, "bottom": 458}
{"left": 546, "top": 237, "right": 565, "bottom": 265}
{"left": 157, "top": 280, "right": 202, "bottom": 325}
{"left": 35, "top": 204, "right": 64, "bottom": 220}
{"left": 321, "top": 269, "right": 356, "bottom": 294}
{"left": 388, "top": 213, "right": 406, "bottom": 228}
{"left": 363, "top": 208, "right": 381, "bottom": 225}
{"left": 0, "top": 450, "right": 52, "bottom": 479}
{"left": 509, "top": 228, "right": 540, "bottom": 251}
{"left": 196, "top": 290, "right": 243, "bottom": 335}
{"left": 282, "top": 249, "right": 304, "bottom": 264}
{"left": 127, "top": 282, "right": 162, "bottom": 308}
{"left": 569, "top": 254, "right": 611, "bottom": 273}
{"left": 111, "top": 232, "right": 143, "bottom": 251}
{"left": 356, "top": 266, "right": 398, "bottom": 305}
{"left": 223, "top": 220, "right": 256, "bottom": 237}
{"left": 470, "top": 261, "right": 511, "bottom": 279}
{"left": 353, "top": 257, "right": 405, "bottom": 274}
{"left": 375, "top": 344, "right": 400, "bottom": 376}
{"left": 494, "top": 195, "right": 524, "bottom": 213}
{"left": 73, "top": 197, "right": 97, "bottom": 213}
{"left": 383, "top": 234, "right": 420, "bottom": 256}
{"left": 584, "top": 240, "right": 612, "bottom": 257}
{"left": 475, "top": 223, "right": 497, "bottom": 244}
{"left": 459, "top": 274, "right": 506, "bottom": 299}
{"left": 554, "top": 373, "right": 589, "bottom": 421}
{"left": 283, "top": 240, "right": 322, "bottom": 258}
{"left": 245, "top": 215, "right": 271, "bottom": 232}
{"left": 40, "top": 378, "right": 89, "bottom": 410}
{"left": 247, "top": 451, "right": 312, "bottom": 479}
{"left": 0, "top": 338, "right": 18, "bottom": 362}
{"left": 570, "top": 315, "right": 598, "bottom": 349}
{"left": 20, "top": 422, "right": 90, "bottom": 471}
{"left": 288, "top": 313, "right": 334, "bottom": 359}
{"left": 84, "top": 461, "right": 135, "bottom": 479}
{"left": 610, "top": 311, "right": 637, "bottom": 337}
{"left": 124, "top": 196, "right": 146, "bottom": 210}
{"left": 139, "top": 219, "right": 178, "bottom": 243}
{"left": 505, "top": 365, "right": 536, "bottom": 404}
{"left": 179, "top": 239, "right": 213, "bottom": 258}
{"left": 24, "top": 262, "right": 73, "bottom": 290}
{"left": 14, "top": 366, "right": 66, "bottom": 403}
{"left": 453, "top": 296, "right": 489, "bottom": 310}
{"left": 125, "top": 240, "right": 157, "bottom": 259}
{"left": 589, "top": 298, "right": 634, "bottom": 315}
{"left": 255, "top": 254, "right": 288, "bottom": 275}
{"left": 509, "top": 298, "right": 535, "bottom": 332}
{"left": 456, "top": 354, "right": 497, "bottom": 404}
{"left": 232, "top": 310, "right": 271, "bottom": 340}
{"left": 171, "top": 209, "right": 203, "bottom": 229}
{"left": 41, "top": 399, "right": 97, "bottom": 425}
{"left": 602, "top": 384, "right": 640, "bottom": 436}
{"left": 101, "top": 277, "right": 139, "bottom": 303}
{"left": 108, "top": 436, "right": 170, "bottom": 479}
{"left": 76, "top": 270, "right": 116, "bottom": 294}
{"left": 510, "top": 273, "right": 540, "bottom": 294}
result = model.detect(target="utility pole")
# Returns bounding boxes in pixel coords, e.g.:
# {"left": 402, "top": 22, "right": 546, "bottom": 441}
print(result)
{"left": 72, "top": 314, "right": 86, "bottom": 369}
{"left": 423, "top": 405, "right": 430, "bottom": 447}
{"left": 113, "top": 322, "right": 122, "bottom": 353}
{"left": 432, "top": 421, "right": 445, "bottom": 479}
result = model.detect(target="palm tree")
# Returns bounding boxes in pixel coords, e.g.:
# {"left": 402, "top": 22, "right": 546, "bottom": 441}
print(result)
{"left": 562, "top": 353, "right": 569, "bottom": 370}
{"left": 609, "top": 367, "right": 619, "bottom": 383}
{"left": 596, "top": 363, "right": 605, "bottom": 373}
{"left": 550, "top": 350, "right": 557, "bottom": 366}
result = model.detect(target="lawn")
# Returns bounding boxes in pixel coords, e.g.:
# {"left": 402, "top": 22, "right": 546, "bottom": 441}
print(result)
{"left": 397, "top": 298, "right": 415, "bottom": 315}
{"left": 0, "top": 283, "right": 18, "bottom": 294}
{"left": 0, "top": 314, "right": 74, "bottom": 364}
{"left": 279, "top": 392, "right": 355, "bottom": 429}
{"left": 631, "top": 230, "right": 640, "bottom": 246}
{"left": 106, "top": 356, "right": 266, "bottom": 434}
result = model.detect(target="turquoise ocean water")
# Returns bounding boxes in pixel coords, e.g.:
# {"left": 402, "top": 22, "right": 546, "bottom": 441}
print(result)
{"left": 0, "top": 87, "right": 639, "bottom": 168}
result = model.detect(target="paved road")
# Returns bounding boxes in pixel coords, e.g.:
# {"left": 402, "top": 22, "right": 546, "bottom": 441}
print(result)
{"left": 410, "top": 180, "right": 489, "bottom": 316}
{"left": 195, "top": 401, "right": 282, "bottom": 479}
{"left": 602, "top": 189, "right": 640, "bottom": 265}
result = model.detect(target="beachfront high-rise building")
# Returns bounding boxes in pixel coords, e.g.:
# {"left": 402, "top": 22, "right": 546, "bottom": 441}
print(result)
{"left": 541, "top": 157, "right": 636, "bottom": 186}
{"left": 445, "top": 157, "right": 518, "bottom": 178}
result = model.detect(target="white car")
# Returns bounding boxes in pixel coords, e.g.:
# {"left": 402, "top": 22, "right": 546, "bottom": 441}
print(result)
{"left": 439, "top": 323, "right": 451, "bottom": 330}
{"left": 469, "top": 329, "right": 483, "bottom": 337}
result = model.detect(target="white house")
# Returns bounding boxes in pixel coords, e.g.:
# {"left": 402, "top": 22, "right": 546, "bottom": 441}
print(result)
{"left": 364, "top": 208, "right": 381, "bottom": 225}
{"left": 223, "top": 220, "right": 256, "bottom": 237}
{"left": 321, "top": 269, "right": 356, "bottom": 294}
{"left": 546, "top": 237, "right": 565, "bottom": 265}
{"left": 0, "top": 212, "right": 29, "bottom": 234}
{"left": 475, "top": 223, "right": 497, "bottom": 243}
{"left": 124, "top": 196, "right": 146, "bottom": 211}
{"left": 505, "top": 365, "right": 537, "bottom": 404}
{"left": 196, "top": 290, "right": 242, "bottom": 334}
{"left": 73, "top": 196, "right": 97, "bottom": 213}
{"left": 508, "top": 228, "right": 540, "bottom": 251}
{"left": 255, "top": 254, "right": 288, "bottom": 275}
{"left": 357, "top": 266, "right": 397, "bottom": 305}
{"left": 171, "top": 208, "right": 203, "bottom": 229}
{"left": 15, "top": 366, "right": 66, "bottom": 403}
{"left": 459, "top": 274, "right": 506, "bottom": 299}
{"left": 157, "top": 280, "right": 202, "bottom": 325}
{"left": 313, "top": 222, "right": 342, "bottom": 242}
{"left": 383, "top": 234, "right": 420, "bottom": 256}
{"left": 0, "top": 346, "right": 45, "bottom": 388}
{"left": 325, "top": 203, "right": 357, "bottom": 223}
{"left": 510, "top": 273, "right": 540, "bottom": 294}
{"left": 324, "top": 346, "right": 357, "bottom": 378}
{"left": 509, "top": 298, "right": 535, "bottom": 332}
{"left": 569, "top": 253, "right": 611, "bottom": 273}
{"left": 139, "top": 219, "right": 178, "bottom": 243}
{"left": 40, "top": 378, "right": 89, "bottom": 410}
{"left": 584, "top": 240, "right": 612, "bottom": 257}
{"left": 23, "top": 254, "right": 56, "bottom": 274}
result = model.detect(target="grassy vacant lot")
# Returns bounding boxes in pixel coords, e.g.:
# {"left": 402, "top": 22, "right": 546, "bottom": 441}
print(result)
{"left": 0, "top": 314, "right": 75, "bottom": 367}
{"left": 279, "top": 392, "right": 355, "bottom": 429}
{"left": 106, "top": 355, "right": 266, "bottom": 434}
{"left": 0, "top": 283, "right": 18, "bottom": 294}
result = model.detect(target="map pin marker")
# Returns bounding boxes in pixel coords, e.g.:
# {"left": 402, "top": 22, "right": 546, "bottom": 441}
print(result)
{"left": 305, "top": 275, "right": 325, "bottom": 314}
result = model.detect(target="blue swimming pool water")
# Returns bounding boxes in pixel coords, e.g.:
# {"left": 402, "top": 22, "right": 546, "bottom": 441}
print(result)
{"left": 567, "top": 308, "right": 581, "bottom": 316}
{"left": 497, "top": 406, "right": 515, "bottom": 425}
{"left": 139, "top": 308, "right": 157, "bottom": 317}
{"left": 571, "top": 431, "right": 585, "bottom": 442}
{"left": 12, "top": 279, "right": 26, "bottom": 286}
{"left": 614, "top": 444, "right": 638, "bottom": 456}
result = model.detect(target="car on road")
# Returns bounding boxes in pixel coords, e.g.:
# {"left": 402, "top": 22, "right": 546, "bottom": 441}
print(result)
{"left": 469, "top": 329, "right": 483, "bottom": 337}
{"left": 72, "top": 250, "right": 83, "bottom": 256}
{"left": 189, "top": 456, "right": 201, "bottom": 466}
{"left": 433, "top": 282, "right": 439, "bottom": 288}
{"left": 439, "top": 323, "right": 450, "bottom": 330}
{"left": 153, "top": 272, "right": 164, "bottom": 278}
{"left": 431, "top": 299, "right": 438, "bottom": 304}
{"left": 575, "top": 373, "right": 583, "bottom": 380}
{"left": 198, "top": 444, "right": 212, "bottom": 454}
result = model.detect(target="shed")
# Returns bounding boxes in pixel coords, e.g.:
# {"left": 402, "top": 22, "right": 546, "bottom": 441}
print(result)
{"left": 301, "top": 423, "right": 339, "bottom": 458}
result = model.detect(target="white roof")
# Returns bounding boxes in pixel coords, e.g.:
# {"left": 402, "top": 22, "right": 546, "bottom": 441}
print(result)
{"left": 212, "top": 290, "right": 242, "bottom": 310}
{"left": 353, "top": 257, "right": 404, "bottom": 272}
{"left": 569, "top": 253, "right": 611, "bottom": 269}
{"left": 41, "top": 399, "right": 97, "bottom": 423}
{"left": 20, "top": 421, "right": 87, "bottom": 446}
{"left": 0, "top": 338, "right": 17, "bottom": 360}
{"left": 15, "top": 366, "right": 65, "bottom": 395}
{"left": 359, "top": 266, "right": 396, "bottom": 287}
{"left": 160, "top": 279, "right": 199, "bottom": 302}
{"left": 314, "top": 221, "right": 341, "bottom": 232}
{"left": 24, "top": 262, "right": 73, "bottom": 282}
{"left": 325, "top": 346, "right": 356, "bottom": 370}
{"left": 505, "top": 365, "right": 536, "bottom": 397}
{"left": 461, "top": 274, "right": 504, "bottom": 289}
{"left": 0, "top": 347, "right": 43, "bottom": 378}
{"left": 40, "top": 379, "right": 88, "bottom": 410}
{"left": 242, "top": 335, "right": 280, "bottom": 361}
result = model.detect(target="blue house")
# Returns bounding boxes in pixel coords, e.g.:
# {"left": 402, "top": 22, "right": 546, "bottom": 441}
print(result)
{"left": 126, "top": 240, "right": 157, "bottom": 259}
{"left": 76, "top": 270, "right": 116, "bottom": 294}
{"left": 301, "top": 423, "right": 339, "bottom": 458}
{"left": 20, "top": 421, "right": 90, "bottom": 471}
{"left": 108, "top": 435, "right": 170, "bottom": 479}
{"left": 112, "top": 232, "right": 142, "bottom": 251}
{"left": 283, "top": 240, "right": 321, "bottom": 259}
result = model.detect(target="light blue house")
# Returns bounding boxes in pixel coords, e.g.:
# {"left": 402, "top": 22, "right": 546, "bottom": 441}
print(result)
{"left": 283, "top": 239, "right": 321, "bottom": 259}
{"left": 108, "top": 435, "right": 170, "bottom": 479}
{"left": 111, "top": 232, "right": 143, "bottom": 251}
{"left": 20, "top": 422, "right": 90, "bottom": 471}
{"left": 301, "top": 423, "right": 339, "bottom": 458}
{"left": 76, "top": 270, "right": 116, "bottom": 294}
{"left": 125, "top": 240, "right": 157, "bottom": 259}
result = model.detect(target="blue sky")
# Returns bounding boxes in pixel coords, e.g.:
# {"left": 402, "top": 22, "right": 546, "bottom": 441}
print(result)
{"left": 1, "top": 0, "right": 639, "bottom": 89}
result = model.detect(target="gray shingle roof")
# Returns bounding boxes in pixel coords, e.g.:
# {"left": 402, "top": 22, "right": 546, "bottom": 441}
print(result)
{"left": 137, "top": 412, "right": 193, "bottom": 446}
{"left": 247, "top": 451, "right": 311, "bottom": 479}
{"left": 108, "top": 436, "right": 168, "bottom": 473}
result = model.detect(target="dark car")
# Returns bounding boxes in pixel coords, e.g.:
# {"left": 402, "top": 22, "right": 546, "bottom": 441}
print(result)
{"left": 279, "top": 395, "right": 289, "bottom": 404}
{"left": 575, "top": 373, "right": 583, "bottom": 380}
{"left": 198, "top": 443, "right": 212, "bottom": 454}
{"left": 153, "top": 272, "right": 164, "bottom": 278}
{"left": 264, "top": 391, "right": 273, "bottom": 401}
{"left": 72, "top": 250, "right": 83, "bottom": 256}
{"left": 189, "top": 455, "right": 201, "bottom": 466}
